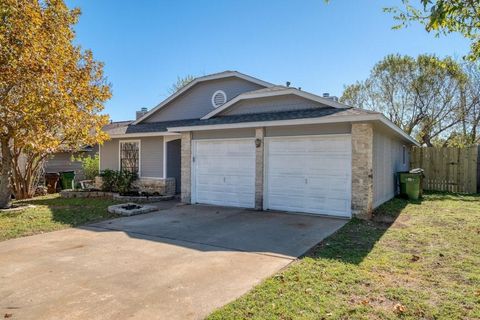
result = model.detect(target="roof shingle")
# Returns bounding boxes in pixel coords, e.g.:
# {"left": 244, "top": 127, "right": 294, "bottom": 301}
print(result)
{"left": 103, "top": 107, "right": 380, "bottom": 135}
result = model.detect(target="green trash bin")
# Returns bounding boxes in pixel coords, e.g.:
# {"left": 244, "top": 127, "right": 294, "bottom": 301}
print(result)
{"left": 59, "top": 171, "right": 75, "bottom": 190}
{"left": 399, "top": 170, "right": 423, "bottom": 200}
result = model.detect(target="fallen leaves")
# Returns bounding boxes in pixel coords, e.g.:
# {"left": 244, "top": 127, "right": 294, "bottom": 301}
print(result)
{"left": 393, "top": 303, "right": 407, "bottom": 314}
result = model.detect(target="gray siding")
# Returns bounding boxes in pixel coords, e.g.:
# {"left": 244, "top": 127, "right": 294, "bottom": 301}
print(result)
{"left": 166, "top": 139, "right": 181, "bottom": 193}
{"left": 193, "top": 128, "right": 255, "bottom": 140}
{"left": 141, "top": 136, "right": 164, "bottom": 178}
{"left": 44, "top": 146, "right": 98, "bottom": 181}
{"left": 145, "top": 77, "right": 264, "bottom": 122}
{"left": 100, "top": 139, "right": 119, "bottom": 172}
{"left": 266, "top": 123, "right": 351, "bottom": 137}
{"left": 100, "top": 137, "right": 164, "bottom": 178}
{"left": 372, "top": 126, "right": 410, "bottom": 208}
{"left": 222, "top": 94, "right": 329, "bottom": 116}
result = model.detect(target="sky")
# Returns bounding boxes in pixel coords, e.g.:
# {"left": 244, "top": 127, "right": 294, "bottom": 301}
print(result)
{"left": 66, "top": 0, "right": 471, "bottom": 122}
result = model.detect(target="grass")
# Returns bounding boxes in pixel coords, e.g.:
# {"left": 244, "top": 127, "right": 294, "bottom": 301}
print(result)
{"left": 208, "top": 192, "right": 480, "bottom": 320}
{"left": 0, "top": 194, "right": 119, "bottom": 241}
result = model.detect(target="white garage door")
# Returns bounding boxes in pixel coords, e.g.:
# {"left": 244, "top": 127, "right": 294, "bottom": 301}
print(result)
{"left": 265, "top": 135, "right": 351, "bottom": 217}
{"left": 192, "top": 139, "right": 255, "bottom": 208}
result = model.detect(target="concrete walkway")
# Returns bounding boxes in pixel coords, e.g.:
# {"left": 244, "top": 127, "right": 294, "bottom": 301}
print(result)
{"left": 0, "top": 203, "right": 347, "bottom": 320}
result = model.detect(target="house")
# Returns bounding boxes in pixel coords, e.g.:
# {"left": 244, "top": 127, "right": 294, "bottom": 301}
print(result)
{"left": 44, "top": 145, "right": 99, "bottom": 183}
{"left": 100, "top": 71, "right": 418, "bottom": 219}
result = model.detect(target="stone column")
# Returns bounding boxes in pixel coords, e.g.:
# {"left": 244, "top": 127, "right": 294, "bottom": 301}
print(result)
{"left": 254, "top": 127, "right": 265, "bottom": 210}
{"left": 351, "top": 123, "right": 374, "bottom": 219}
{"left": 180, "top": 132, "right": 192, "bottom": 203}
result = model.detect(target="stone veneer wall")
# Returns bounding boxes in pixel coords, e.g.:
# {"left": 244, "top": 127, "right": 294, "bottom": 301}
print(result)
{"left": 132, "top": 178, "right": 176, "bottom": 196}
{"left": 180, "top": 132, "right": 192, "bottom": 203}
{"left": 254, "top": 127, "right": 265, "bottom": 210}
{"left": 351, "top": 123, "right": 374, "bottom": 219}
{"left": 95, "top": 176, "right": 175, "bottom": 195}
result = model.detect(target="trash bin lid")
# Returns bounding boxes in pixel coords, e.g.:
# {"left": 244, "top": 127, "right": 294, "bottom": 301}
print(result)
{"left": 409, "top": 168, "right": 424, "bottom": 174}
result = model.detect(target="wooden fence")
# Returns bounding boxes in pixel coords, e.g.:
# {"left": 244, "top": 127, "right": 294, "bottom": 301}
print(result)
{"left": 410, "top": 146, "right": 479, "bottom": 194}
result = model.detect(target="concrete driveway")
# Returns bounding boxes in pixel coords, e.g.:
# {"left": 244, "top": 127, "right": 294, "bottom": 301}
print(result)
{"left": 0, "top": 202, "right": 347, "bottom": 320}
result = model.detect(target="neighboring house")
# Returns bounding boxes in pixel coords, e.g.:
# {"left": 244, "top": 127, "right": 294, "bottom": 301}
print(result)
{"left": 101, "top": 71, "right": 418, "bottom": 218}
{"left": 44, "top": 145, "right": 98, "bottom": 182}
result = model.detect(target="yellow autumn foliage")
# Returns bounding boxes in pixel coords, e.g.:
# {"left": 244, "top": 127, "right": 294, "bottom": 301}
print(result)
{"left": 0, "top": 0, "right": 111, "bottom": 204}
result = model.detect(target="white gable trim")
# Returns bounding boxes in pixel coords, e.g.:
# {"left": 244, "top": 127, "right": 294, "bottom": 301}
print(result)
{"left": 108, "top": 132, "right": 181, "bottom": 138}
{"left": 166, "top": 113, "right": 419, "bottom": 146}
{"left": 133, "top": 71, "right": 274, "bottom": 125}
{"left": 201, "top": 88, "right": 350, "bottom": 120}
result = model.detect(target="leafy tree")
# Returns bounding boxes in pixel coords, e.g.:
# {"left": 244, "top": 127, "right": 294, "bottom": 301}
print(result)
{"left": 454, "top": 61, "right": 480, "bottom": 146}
{"left": 168, "top": 75, "right": 195, "bottom": 94}
{"left": 0, "top": 0, "right": 111, "bottom": 208}
{"left": 341, "top": 54, "right": 475, "bottom": 146}
{"left": 386, "top": 0, "right": 480, "bottom": 61}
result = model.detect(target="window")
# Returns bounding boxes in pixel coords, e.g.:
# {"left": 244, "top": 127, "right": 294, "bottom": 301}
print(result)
{"left": 211, "top": 90, "right": 227, "bottom": 108}
{"left": 402, "top": 145, "right": 406, "bottom": 165}
{"left": 119, "top": 140, "right": 140, "bottom": 174}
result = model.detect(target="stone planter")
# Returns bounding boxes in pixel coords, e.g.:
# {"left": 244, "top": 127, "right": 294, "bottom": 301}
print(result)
{"left": 107, "top": 203, "right": 157, "bottom": 216}
{"left": 60, "top": 190, "right": 115, "bottom": 199}
{"left": 112, "top": 194, "right": 174, "bottom": 203}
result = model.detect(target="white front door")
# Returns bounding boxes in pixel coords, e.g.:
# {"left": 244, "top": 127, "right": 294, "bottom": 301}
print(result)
{"left": 265, "top": 135, "right": 352, "bottom": 217}
{"left": 192, "top": 139, "right": 255, "bottom": 208}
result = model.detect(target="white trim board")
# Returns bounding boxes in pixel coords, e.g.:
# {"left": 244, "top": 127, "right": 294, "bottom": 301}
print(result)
{"left": 109, "top": 132, "right": 181, "bottom": 138}
{"left": 133, "top": 71, "right": 274, "bottom": 125}
{"left": 201, "top": 88, "right": 349, "bottom": 120}
{"left": 167, "top": 113, "right": 419, "bottom": 146}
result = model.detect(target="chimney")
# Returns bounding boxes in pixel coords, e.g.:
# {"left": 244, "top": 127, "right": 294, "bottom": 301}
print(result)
{"left": 136, "top": 107, "right": 148, "bottom": 120}
{"left": 322, "top": 93, "right": 339, "bottom": 102}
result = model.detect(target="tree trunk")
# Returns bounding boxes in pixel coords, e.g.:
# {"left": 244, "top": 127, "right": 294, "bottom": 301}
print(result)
{"left": 0, "top": 137, "right": 12, "bottom": 209}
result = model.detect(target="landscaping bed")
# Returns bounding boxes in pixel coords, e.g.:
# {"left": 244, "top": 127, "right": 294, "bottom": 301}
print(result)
{"left": 208, "top": 192, "right": 480, "bottom": 320}
{"left": 60, "top": 189, "right": 115, "bottom": 198}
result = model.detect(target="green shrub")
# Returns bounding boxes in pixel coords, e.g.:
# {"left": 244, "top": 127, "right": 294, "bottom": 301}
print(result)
{"left": 99, "top": 169, "right": 117, "bottom": 192}
{"left": 72, "top": 154, "right": 99, "bottom": 180}
{"left": 99, "top": 169, "right": 137, "bottom": 193}
{"left": 116, "top": 170, "right": 138, "bottom": 194}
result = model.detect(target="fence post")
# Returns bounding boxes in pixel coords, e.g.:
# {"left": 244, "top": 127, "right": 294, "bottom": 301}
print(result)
{"left": 477, "top": 145, "right": 480, "bottom": 193}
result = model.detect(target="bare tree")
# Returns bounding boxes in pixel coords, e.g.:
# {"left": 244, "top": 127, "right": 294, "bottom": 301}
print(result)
{"left": 341, "top": 54, "right": 470, "bottom": 146}
{"left": 168, "top": 75, "right": 195, "bottom": 95}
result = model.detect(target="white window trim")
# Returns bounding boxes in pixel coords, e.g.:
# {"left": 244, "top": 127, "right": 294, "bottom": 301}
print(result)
{"left": 119, "top": 140, "right": 141, "bottom": 176}
{"left": 211, "top": 90, "right": 227, "bottom": 108}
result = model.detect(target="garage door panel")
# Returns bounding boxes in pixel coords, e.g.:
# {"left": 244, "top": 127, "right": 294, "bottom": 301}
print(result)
{"left": 194, "top": 139, "right": 255, "bottom": 208}
{"left": 265, "top": 135, "right": 351, "bottom": 217}
{"left": 267, "top": 194, "right": 306, "bottom": 212}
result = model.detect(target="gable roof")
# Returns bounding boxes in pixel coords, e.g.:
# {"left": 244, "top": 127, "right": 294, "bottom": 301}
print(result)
{"left": 133, "top": 71, "right": 274, "bottom": 125}
{"left": 166, "top": 108, "right": 419, "bottom": 146}
{"left": 200, "top": 86, "right": 350, "bottom": 119}
{"left": 103, "top": 107, "right": 418, "bottom": 146}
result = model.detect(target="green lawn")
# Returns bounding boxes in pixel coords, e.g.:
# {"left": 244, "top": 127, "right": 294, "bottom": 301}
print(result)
{"left": 0, "top": 194, "right": 119, "bottom": 241}
{"left": 208, "top": 193, "right": 480, "bottom": 320}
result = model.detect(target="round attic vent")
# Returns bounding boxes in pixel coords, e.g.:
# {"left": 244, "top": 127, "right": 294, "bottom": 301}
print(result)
{"left": 211, "top": 90, "right": 227, "bottom": 108}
